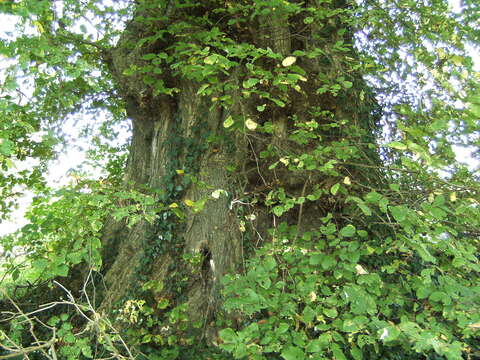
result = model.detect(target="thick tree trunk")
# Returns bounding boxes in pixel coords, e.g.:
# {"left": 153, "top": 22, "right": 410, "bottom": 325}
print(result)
{"left": 99, "top": 78, "right": 245, "bottom": 332}
{"left": 97, "top": 0, "right": 380, "bottom": 347}
{"left": 101, "top": 39, "right": 246, "bottom": 340}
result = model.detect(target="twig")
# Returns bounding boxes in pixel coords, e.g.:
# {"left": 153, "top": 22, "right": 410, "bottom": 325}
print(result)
{"left": 294, "top": 176, "right": 310, "bottom": 243}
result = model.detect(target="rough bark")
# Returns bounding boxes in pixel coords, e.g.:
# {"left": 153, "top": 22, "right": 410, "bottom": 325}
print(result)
{"left": 99, "top": 75, "right": 244, "bottom": 327}
{"left": 97, "top": 0, "right": 380, "bottom": 344}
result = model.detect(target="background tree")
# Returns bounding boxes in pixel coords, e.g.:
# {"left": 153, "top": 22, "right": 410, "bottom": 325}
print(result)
{"left": 0, "top": 0, "right": 479, "bottom": 359}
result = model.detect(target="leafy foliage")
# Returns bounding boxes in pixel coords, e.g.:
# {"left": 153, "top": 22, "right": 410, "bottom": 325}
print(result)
{"left": 0, "top": 0, "right": 479, "bottom": 359}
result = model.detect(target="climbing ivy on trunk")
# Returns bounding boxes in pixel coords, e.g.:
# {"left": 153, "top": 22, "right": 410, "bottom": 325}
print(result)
{"left": 0, "top": 0, "right": 479, "bottom": 359}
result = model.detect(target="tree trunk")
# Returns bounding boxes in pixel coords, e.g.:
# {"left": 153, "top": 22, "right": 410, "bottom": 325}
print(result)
{"left": 98, "top": 0, "right": 380, "bottom": 348}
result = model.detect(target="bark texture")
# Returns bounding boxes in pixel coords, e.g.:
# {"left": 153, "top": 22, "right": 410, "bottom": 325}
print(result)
{"left": 98, "top": 0, "right": 380, "bottom": 343}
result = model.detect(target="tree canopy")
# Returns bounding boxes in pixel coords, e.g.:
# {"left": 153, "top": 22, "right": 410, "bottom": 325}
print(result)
{"left": 0, "top": 0, "right": 479, "bottom": 359}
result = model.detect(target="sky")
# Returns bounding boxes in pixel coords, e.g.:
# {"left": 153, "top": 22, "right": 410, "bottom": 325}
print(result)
{"left": 0, "top": 1, "right": 129, "bottom": 236}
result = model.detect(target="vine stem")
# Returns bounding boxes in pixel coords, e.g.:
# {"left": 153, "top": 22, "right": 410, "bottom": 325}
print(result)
{"left": 294, "top": 176, "right": 310, "bottom": 243}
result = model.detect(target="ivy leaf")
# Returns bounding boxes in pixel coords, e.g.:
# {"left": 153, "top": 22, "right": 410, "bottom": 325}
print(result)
{"left": 273, "top": 206, "right": 285, "bottom": 217}
{"left": 304, "top": 17, "right": 314, "bottom": 24}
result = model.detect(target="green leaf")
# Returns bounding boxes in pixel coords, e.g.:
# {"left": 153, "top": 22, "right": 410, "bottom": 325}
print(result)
{"left": 379, "top": 326, "right": 401, "bottom": 342}
{"left": 350, "top": 346, "right": 363, "bottom": 360}
{"left": 331, "top": 183, "right": 340, "bottom": 195}
{"left": 429, "top": 291, "right": 444, "bottom": 302}
{"left": 62, "top": 333, "right": 75, "bottom": 344}
{"left": 264, "top": 256, "right": 277, "bottom": 271}
{"left": 309, "top": 253, "right": 322, "bottom": 265}
{"left": 223, "top": 115, "right": 234, "bottom": 128}
{"left": 141, "top": 53, "right": 157, "bottom": 61}
{"left": 323, "top": 308, "right": 338, "bottom": 318}
{"left": 219, "top": 328, "right": 238, "bottom": 343}
{"left": 387, "top": 141, "right": 407, "bottom": 150}
{"left": 304, "top": 17, "right": 314, "bottom": 24}
{"left": 54, "top": 264, "right": 69, "bottom": 277}
{"left": 243, "top": 78, "right": 259, "bottom": 88}
{"left": 302, "top": 306, "right": 316, "bottom": 323}
{"left": 271, "top": 98, "right": 286, "bottom": 107}
{"left": 390, "top": 205, "right": 406, "bottom": 222}
{"left": 339, "top": 224, "right": 356, "bottom": 237}
{"left": 306, "top": 339, "right": 323, "bottom": 352}
{"left": 0, "top": 139, "right": 14, "bottom": 156}
{"left": 330, "top": 343, "right": 346, "bottom": 360}
{"left": 321, "top": 255, "right": 336, "bottom": 269}
{"left": 157, "top": 298, "right": 169, "bottom": 309}
{"left": 357, "top": 230, "right": 368, "bottom": 238}
{"left": 273, "top": 206, "right": 285, "bottom": 217}
{"left": 358, "top": 203, "right": 372, "bottom": 216}
{"left": 281, "top": 346, "right": 305, "bottom": 360}
{"left": 81, "top": 346, "right": 93, "bottom": 358}
{"left": 430, "top": 207, "right": 447, "bottom": 220}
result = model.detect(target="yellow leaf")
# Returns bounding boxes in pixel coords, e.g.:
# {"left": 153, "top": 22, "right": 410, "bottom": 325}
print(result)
{"left": 204, "top": 56, "right": 216, "bottom": 65}
{"left": 223, "top": 115, "right": 234, "bottom": 128}
{"left": 451, "top": 55, "right": 463, "bottom": 66}
{"left": 239, "top": 220, "right": 246, "bottom": 232}
{"left": 184, "top": 199, "right": 194, "bottom": 207}
{"left": 211, "top": 189, "right": 226, "bottom": 199}
{"left": 169, "top": 203, "right": 179, "bottom": 208}
{"left": 450, "top": 192, "right": 457, "bottom": 202}
{"left": 468, "top": 322, "right": 480, "bottom": 330}
{"left": 245, "top": 118, "right": 258, "bottom": 131}
{"left": 355, "top": 264, "right": 368, "bottom": 275}
{"left": 246, "top": 214, "right": 256, "bottom": 221}
{"left": 343, "top": 176, "right": 351, "bottom": 185}
{"left": 33, "top": 21, "right": 45, "bottom": 34}
{"left": 282, "top": 56, "right": 297, "bottom": 67}
{"left": 176, "top": 169, "right": 184, "bottom": 175}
